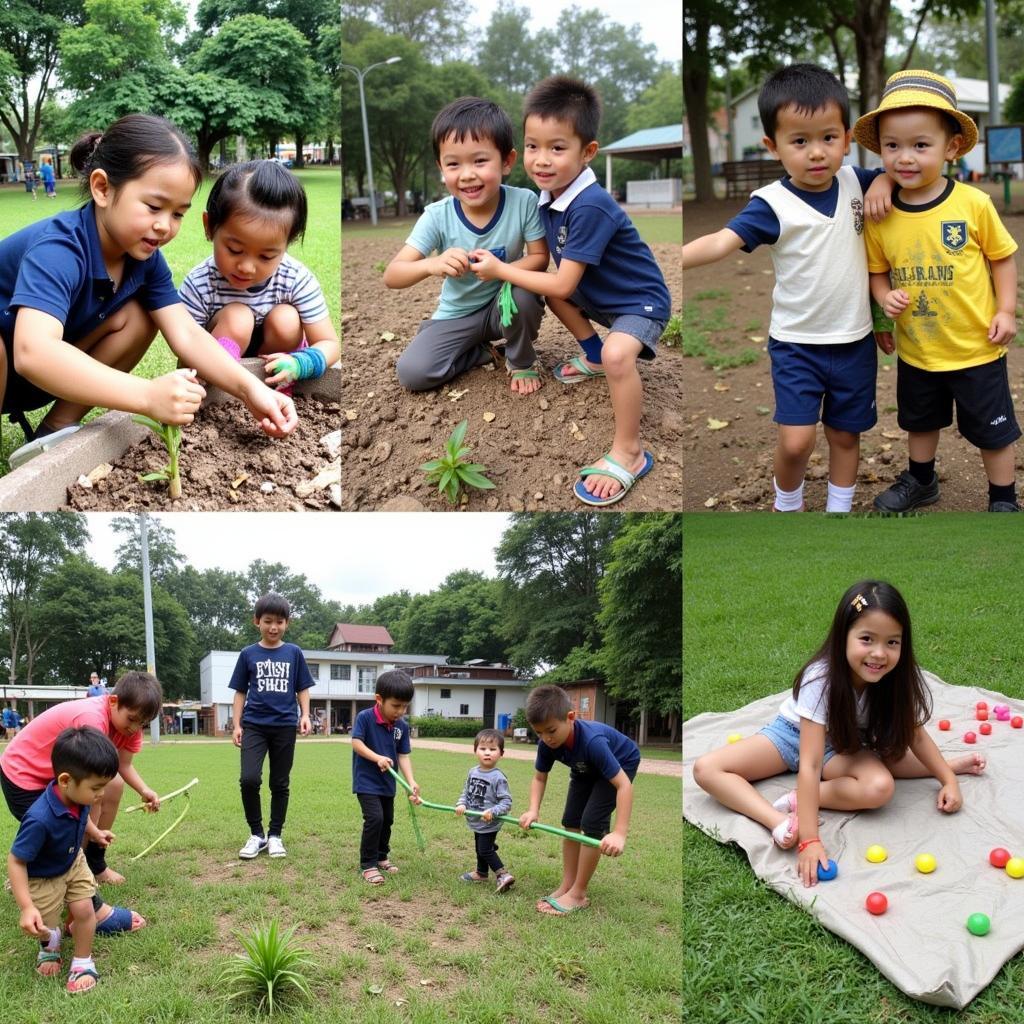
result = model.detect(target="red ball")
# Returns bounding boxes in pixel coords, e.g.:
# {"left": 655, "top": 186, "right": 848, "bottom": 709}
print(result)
{"left": 990, "top": 847, "right": 1012, "bottom": 868}
{"left": 976, "top": 710, "right": 989, "bottom": 721}
{"left": 964, "top": 732, "right": 977, "bottom": 744}
{"left": 977, "top": 701, "right": 989, "bottom": 711}
{"left": 866, "top": 891, "right": 888, "bottom": 915}
{"left": 1013, "top": 717, "right": 1023, "bottom": 729}
{"left": 938, "top": 720, "right": 951, "bottom": 731}
{"left": 980, "top": 723, "right": 992, "bottom": 735}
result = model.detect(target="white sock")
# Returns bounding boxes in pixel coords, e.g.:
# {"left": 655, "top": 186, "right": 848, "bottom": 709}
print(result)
{"left": 826, "top": 480, "right": 856, "bottom": 513}
{"left": 44, "top": 927, "right": 61, "bottom": 951}
{"left": 70, "top": 956, "right": 94, "bottom": 972}
{"left": 773, "top": 478, "right": 805, "bottom": 511}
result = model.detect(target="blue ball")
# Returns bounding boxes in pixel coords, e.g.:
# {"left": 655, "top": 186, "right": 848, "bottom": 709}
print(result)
{"left": 817, "top": 858, "right": 838, "bottom": 881}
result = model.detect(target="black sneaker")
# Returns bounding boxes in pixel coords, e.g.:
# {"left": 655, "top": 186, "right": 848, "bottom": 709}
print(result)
{"left": 989, "top": 500, "right": 1021, "bottom": 512}
{"left": 873, "top": 470, "right": 940, "bottom": 513}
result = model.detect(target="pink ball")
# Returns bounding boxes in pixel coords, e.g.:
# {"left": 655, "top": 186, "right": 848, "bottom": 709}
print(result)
{"left": 980, "top": 723, "right": 992, "bottom": 736}
{"left": 994, "top": 704, "right": 1009, "bottom": 715}
{"left": 964, "top": 732, "right": 977, "bottom": 744}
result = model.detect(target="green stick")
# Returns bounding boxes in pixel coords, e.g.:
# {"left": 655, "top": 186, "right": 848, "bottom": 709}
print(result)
{"left": 386, "top": 768, "right": 601, "bottom": 848}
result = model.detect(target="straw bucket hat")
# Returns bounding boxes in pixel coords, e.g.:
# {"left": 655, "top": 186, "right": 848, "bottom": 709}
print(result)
{"left": 853, "top": 70, "right": 978, "bottom": 155}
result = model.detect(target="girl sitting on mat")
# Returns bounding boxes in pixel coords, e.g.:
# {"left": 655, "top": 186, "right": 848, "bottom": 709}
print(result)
{"left": 692, "top": 580, "right": 986, "bottom": 888}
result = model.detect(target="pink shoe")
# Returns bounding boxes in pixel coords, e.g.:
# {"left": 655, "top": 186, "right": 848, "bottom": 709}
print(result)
{"left": 771, "top": 811, "right": 798, "bottom": 849}
{"left": 772, "top": 790, "right": 797, "bottom": 813}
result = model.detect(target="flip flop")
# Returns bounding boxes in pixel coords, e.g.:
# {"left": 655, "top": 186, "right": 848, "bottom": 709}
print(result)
{"left": 537, "top": 895, "right": 589, "bottom": 916}
{"left": 506, "top": 360, "right": 542, "bottom": 393}
{"left": 573, "top": 451, "right": 654, "bottom": 507}
{"left": 553, "top": 355, "right": 604, "bottom": 384}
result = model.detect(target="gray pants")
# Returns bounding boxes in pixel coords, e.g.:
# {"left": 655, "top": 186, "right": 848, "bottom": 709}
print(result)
{"left": 396, "top": 286, "right": 544, "bottom": 391}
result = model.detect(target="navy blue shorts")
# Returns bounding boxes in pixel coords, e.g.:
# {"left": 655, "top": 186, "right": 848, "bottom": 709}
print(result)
{"left": 566, "top": 292, "right": 663, "bottom": 360}
{"left": 769, "top": 333, "right": 878, "bottom": 432}
{"left": 896, "top": 356, "right": 1021, "bottom": 449}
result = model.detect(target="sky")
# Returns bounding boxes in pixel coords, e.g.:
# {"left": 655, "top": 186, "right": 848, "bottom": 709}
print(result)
{"left": 84, "top": 513, "right": 511, "bottom": 608}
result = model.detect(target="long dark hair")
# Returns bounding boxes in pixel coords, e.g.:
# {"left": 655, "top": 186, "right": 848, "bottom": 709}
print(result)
{"left": 793, "top": 580, "right": 930, "bottom": 761}
{"left": 70, "top": 114, "right": 202, "bottom": 201}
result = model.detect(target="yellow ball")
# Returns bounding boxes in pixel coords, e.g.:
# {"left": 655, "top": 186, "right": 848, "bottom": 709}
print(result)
{"left": 915, "top": 853, "right": 937, "bottom": 874}
{"left": 727, "top": 733, "right": 742, "bottom": 744}
{"left": 1006, "top": 857, "right": 1024, "bottom": 879}
{"left": 866, "top": 845, "right": 888, "bottom": 863}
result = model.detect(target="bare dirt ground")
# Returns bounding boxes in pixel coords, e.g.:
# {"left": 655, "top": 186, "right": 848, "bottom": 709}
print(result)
{"left": 682, "top": 188, "right": 1024, "bottom": 512}
{"left": 340, "top": 234, "right": 683, "bottom": 511}
{"left": 64, "top": 396, "right": 340, "bottom": 511}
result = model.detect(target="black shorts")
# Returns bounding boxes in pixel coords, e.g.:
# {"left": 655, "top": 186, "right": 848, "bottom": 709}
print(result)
{"left": 1, "top": 766, "right": 45, "bottom": 820}
{"left": 561, "top": 765, "right": 638, "bottom": 839}
{"left": 896, "top": 356, "right": 1021, "bottom": 449}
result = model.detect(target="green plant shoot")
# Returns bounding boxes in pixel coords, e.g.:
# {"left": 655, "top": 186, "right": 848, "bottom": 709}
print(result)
{"left": 219, "top": 919, "right": 314, "bottom": 1016}
{"left": 420, "top": 419, "right": 495, "bottom": 505}
{"left": 132, "top": 415, "right": 183, "bottom": 499}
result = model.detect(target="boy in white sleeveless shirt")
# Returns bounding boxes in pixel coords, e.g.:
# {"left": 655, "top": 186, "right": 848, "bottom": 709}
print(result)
{"left": 683, "top": 64, "right": 893, "bottom": 512}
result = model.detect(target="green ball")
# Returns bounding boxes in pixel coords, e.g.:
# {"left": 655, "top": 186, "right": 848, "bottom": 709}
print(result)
{"left": 967, "top": 913, "right": 991, "bottom": 936}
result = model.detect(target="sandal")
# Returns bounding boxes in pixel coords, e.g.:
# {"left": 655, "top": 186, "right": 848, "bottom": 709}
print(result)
{"left": 361, "top": 867, "right": 385, "bottom": 886}
{"left": 506, "top": 360, "right": 542, "bottom": 393}
{"left": 495, "top": 871, "right": 515, "bottom": 893}
{"left": 553, "top": 355, "right": 605, "bottom": 384}
{"left": 459, "top": 871, "right": 486, "bottom": 883}
{"left": 573, "top": 451, "right": 654, "bottom": 507}
{"left": 66, "top": 964, "right": 99, "bottom": 994}
{"left": 377, "top": 860, "right": 399, "bottom": 874}
{"left": 36, "top": 949, "right": 61, "bottom": 977}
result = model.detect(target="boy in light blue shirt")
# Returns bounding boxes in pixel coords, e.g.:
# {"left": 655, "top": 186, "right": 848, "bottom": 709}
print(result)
{"left": 383, "top": 97, "right": 549, "bottom": 395}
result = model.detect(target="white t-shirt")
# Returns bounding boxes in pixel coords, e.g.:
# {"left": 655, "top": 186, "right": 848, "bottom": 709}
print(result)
{"left": 778, "top": 661, "right": 869, "bottom": 728}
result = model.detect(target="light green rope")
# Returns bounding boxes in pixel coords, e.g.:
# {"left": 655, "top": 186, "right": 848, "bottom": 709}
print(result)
{"left": 498, "top": 281, "right": 518, "bottom": 328}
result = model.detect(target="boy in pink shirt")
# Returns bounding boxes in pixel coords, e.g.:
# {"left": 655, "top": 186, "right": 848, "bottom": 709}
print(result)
{"left": 0, "top": 671, "right": 163, "bottom": 933}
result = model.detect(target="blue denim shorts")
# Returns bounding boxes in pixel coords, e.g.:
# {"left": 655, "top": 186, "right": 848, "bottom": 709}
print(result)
{"left": 568, "top": 294, "right": 664, "bottom": 360}
{"left": 758, "top": 714, "right": 837, "bottom": 773}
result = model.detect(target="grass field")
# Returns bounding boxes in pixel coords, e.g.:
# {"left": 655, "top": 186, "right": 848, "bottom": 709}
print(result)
{"left": 0, "top": 170, "right": 340, "bottom": 472}
{"left": 683, "top": 514, "right": 1024, "bottom": 1023}
{"left": 0, "top": 740, "right": 681, "bottom": 1023}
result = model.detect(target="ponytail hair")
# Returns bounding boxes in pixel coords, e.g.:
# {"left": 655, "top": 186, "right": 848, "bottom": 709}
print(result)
{"left": 70, "top": 114, "right": 203, "bottom": 200}
{"left": 205, "top": 160, "right": 308, "bottom": 243}
{"left": 793, "top": 580, "right": 930, "bottom": 761}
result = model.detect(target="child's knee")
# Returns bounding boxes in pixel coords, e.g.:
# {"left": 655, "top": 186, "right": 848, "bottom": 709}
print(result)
{"left": 600, "top": 334, "right": 641, "bottom": 376}
{"left": 213, "top": 302, "right": 256, "bottom": 337}
{"left": 68, "top": 898, "right": 95, "bottom": 924}
{"left": 862, "top": 773, "right": 895, "bottom": 808}
{"left": 692, "top": 753, "right": 714, "bottom": 790}
{"left": 777, "top": 429, "right": 816, "bottom": 463}
{"left": 396, "top": 350, "right": 432, "bottom": 391}
{"left": 509, "top": 288, "right": 544, "bottom": 329}
{"left": 263, "top": 303, "right": 302, "bottom": 338}
{"left": 239, "top": 771, "right": 262, "bottom": 791}
{"left": 825, "top": 427, "right": 860, "bottom": 452}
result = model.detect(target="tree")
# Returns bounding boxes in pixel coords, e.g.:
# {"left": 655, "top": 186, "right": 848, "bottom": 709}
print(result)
{"left": 364, "top": 0, "right": 470, "bottom": 61}
{"left": 111, "top": 515, "right": 183, "bottom": 584}
{"left": 477, "top": 2, "right": 545, "bottom": 96}
{"left": 628, "top": 64, "right": 684, "bottom": 133}
{"left": 496, "top": 513, "right": 621, "bottom": 672}
{"left": 0, "top": 0, "right": 84, "bottom": 161}
{"left": 0, "top": 514, "right": 89, "bottom": 686}
{"left": 599, "top": 514, "right": 682, "bottom": 744}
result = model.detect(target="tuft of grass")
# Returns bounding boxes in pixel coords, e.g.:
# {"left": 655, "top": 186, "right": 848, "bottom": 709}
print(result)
{"left": 420, "top": 419, "right": 496, "bottom": 505}
{"left": 661, "top": 313, "right": 683, "bottom": 348}
{"left": 219, "top": 919, "right": 314, "bottom": 1016}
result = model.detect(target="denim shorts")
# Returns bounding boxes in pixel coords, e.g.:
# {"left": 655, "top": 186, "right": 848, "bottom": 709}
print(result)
{"left": 568, "top": 294, "right": 664, "bottom": 360}
{"left": 758, "top": 714, "right": 837, "bottom": 773}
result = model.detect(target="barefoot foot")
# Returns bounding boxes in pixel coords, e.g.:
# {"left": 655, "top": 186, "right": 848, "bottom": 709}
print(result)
{"left": 947, "top": 752, "right": 986, "bottom": 776}
{"left": 94, "top": 868, "right": 125, "bottom": 885}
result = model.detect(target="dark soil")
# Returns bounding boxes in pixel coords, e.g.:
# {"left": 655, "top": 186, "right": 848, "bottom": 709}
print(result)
{"left": 64, "top": 396, "right": 341, "bottom": 511}
{"left": 682, "top": 186, "right": 1024, "bottom": 512}
{"left": 340, "top": 231, "right": 683, "bottom": 511}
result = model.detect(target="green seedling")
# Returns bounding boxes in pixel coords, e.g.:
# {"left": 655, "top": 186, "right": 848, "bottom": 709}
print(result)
{"left": 132, "top": 415, "right": 183, "bottom": 499}
{"left": 219, "top": 919, "right": 314, "bottom": 1016}
{"left": 661, "top": 313, "right": 683, "bottom": 348}
{"left": 420, "top": 419, "right": 495, "bottom": 505}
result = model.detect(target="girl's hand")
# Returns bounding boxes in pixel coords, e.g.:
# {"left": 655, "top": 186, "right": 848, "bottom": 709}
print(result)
{"left": 242, "top": 378, "right": 297, "bottom": 437}
{"left": 797, "top": 841, "right": 829, "bottom": 888}
{"left": 260, "top": 352, "right": 299, "bottom": 388}
{"left": 518, "top": 810, "right": 539, "bottom": 830}
{"left": 937, "top": 781, "right": 962, "bottom": 813}
{"left": 144, "top": 369, "right": 206, "bottom": 425}
{"left": 882, "top": 289, "right": 910, "bottom": 319}
{"left": 467, "top": 249, "right": 503, "bottom": 281}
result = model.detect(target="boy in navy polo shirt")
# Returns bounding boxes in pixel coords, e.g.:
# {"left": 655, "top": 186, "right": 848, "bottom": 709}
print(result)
{"left": 519, "top": 684, "right": 640, "bottom": 915}
{"left": 467, "top": 75, "right": 672, "bottom": 506}
{"left": 351, "top": 670, "right": 421, "bottom": 885}
{"left": 8, "top": 726, "right": 119, "bottom": 995}
{"left": 230, "top": 592, "right": 313, "bottom": 861}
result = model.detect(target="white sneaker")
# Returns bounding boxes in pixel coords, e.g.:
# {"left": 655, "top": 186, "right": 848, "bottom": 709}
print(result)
{"left": 239, "top": 835, "right": 268, "bottom": 859}
{"left": 267, "top": 836, "right": 286, "bottom": 858}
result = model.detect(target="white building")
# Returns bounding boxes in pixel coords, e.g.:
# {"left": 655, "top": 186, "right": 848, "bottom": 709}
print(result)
{"left": 730, "top": 75, "right": 1012, "bottom": 176}
{"left": 200, "top": 648, "right": 528, "bottom": 735}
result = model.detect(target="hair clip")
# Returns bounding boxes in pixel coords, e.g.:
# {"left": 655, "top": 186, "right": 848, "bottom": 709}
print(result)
{"left": 851, "top": 593, "right": 868, "bottom": 612}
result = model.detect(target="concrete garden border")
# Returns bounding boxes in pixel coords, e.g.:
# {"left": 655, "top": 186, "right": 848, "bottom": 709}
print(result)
{"left": 0, "top": 360, "right": 340, "bottom": 511}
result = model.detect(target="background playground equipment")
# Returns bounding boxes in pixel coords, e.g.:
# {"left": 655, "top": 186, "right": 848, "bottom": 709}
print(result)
{"left": 124, "top": 777, "right": 199, "bottom": 861}
{"left": 387, "top": 767, "right": 602, "bottom": 849}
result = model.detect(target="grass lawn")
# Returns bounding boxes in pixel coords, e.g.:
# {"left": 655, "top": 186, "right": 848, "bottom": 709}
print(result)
{"left": 0, "top": 741, "right": 680, "bottom": 1023}
{"left": 684, "top": 514, "right": 1024, "bottom": 1023}
{"left": 0, "top": 170, "right": 340, "bottom": 473}
{"left": 428, "top": 737, "right": 681, "bottom": 762}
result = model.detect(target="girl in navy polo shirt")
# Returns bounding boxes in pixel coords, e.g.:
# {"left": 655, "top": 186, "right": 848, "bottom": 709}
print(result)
{"left": 0, "top": 114, "right": 298, "bottom": 469}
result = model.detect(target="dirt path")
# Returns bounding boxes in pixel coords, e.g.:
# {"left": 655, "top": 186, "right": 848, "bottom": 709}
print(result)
{"left": 683, "top": 188, "right": 1024, "bottom": 512}
{"left": 341, "top": 235, "right": 683, "bottom": 511}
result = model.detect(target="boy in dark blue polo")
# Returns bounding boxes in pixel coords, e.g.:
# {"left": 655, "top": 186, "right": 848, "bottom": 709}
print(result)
{"left": 351, "top": 670, "right": 421, "bottom": 885}
{"left": 230, "top": 592, "right": 313, "bottom": 861}
{"left": 8, "top": 725, "right": 119, "bottom": 995}
{"left": 520, "top": 684, "right": 640, "bottom": 915}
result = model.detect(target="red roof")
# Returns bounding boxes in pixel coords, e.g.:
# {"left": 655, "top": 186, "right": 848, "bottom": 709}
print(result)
{"left": 328, "top": 624, "right": 394, "bottom": 647}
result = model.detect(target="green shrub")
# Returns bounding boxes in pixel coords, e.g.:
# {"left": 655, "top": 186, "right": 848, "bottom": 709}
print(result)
{"left": 410, "top": 716, "right": 484, "bottom": 738}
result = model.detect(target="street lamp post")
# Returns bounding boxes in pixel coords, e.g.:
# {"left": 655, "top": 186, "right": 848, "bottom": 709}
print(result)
{"left": 341, "top": 56, "right": 402, "bottom": 227}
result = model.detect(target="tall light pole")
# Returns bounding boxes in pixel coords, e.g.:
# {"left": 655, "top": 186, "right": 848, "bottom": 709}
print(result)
{"left": 341, "top": 56, "right": 402, "bottom": 226}
{"left": 140, "top": 513, "right": 159, "bottom": 745}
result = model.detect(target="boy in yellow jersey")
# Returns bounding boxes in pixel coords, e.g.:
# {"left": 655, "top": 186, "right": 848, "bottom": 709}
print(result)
{"left": 857, "top": 71, "right": 1020, "bottom": 512}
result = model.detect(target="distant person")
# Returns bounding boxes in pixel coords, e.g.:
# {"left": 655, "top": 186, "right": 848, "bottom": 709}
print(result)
{"left": 23, "top": 166, "right": 37, "bottom": 200}
{"left": 86, "top": 673, "right": 106, "bottom": 697}
{"left": 39, "top": 156, "right": 56, "bottom": 199}
{"left": 3, "top": 706, "right": 17, "bottom": 740}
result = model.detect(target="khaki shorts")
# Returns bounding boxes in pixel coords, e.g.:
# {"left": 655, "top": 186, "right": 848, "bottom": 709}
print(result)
{"left": 27, "top": 850, "right": 95, "bottom": 926}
